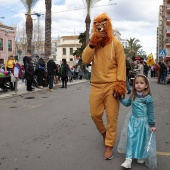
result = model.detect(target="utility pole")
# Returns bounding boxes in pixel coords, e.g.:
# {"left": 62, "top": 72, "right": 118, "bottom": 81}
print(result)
{"left": 5, "top": 32, "right": 8, "bottom": 61}
{"left": 34, "top": 13, "right": 41, "bottom": 55}
{"left": 27, "top": 12, "right": 44, "bottom": 55}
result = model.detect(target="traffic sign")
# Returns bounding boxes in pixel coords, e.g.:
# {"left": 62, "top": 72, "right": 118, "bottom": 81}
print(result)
{"left": 159, "top": 50, "right": 166, "bottom": 57}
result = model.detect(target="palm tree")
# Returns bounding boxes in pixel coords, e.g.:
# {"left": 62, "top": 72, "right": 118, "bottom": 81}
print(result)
{"left": 126, "top": 37, "right": 143, "bottom": 57}
{"left": 84, "top": 0, "right": 100, "bottom": 46}
{"left": 137, "top": 49, "right": 147, "bottom": 59}
{"left": 45, "top": 0, "right": 52, "bottom": 62}
{"left": 126, "top": 37, "right": 140, "bottom": 54}
{"left": 73, "top": 31, "right": 86, "bottom": 57}
{"left": 21, "top": 0, "right": 39, "bottom": 53}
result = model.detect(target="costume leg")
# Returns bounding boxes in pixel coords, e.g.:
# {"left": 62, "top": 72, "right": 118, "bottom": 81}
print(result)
{"left": 104, "top": 89, "right": 119, "bottom": 147}
{"left": 90, "top": 85, "right": 106, "bottom": 134}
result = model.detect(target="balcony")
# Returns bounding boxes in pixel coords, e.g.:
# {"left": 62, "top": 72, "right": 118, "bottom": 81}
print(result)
{"left": 166, "top": 38, "right": 170, "bottom": 47}
{"left": 166, "top": 31, "right": 170, "bottom": 36}
{"left": 167, "top": 7, "right": 170, "bottom": 14}
{"left": 166, "top": 19, "right": 170, "bottom": 25}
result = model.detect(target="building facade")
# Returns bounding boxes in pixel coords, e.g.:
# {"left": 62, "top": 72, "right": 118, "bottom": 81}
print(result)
{"left": 56, "top": 35, "right": 81, "bottom": 65}
{"left": 157, "top": 0, "right": 170, "bottom": 62}
{"left": 55, "top": 32, "right": 127, "bottom": 66}
{"left": 0, "top": 22, "right": 16, "bottom": 64}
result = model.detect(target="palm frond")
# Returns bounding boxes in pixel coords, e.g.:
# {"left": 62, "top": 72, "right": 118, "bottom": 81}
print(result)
{"left": 21, "top": 0, "right": 39, "bottom": 13}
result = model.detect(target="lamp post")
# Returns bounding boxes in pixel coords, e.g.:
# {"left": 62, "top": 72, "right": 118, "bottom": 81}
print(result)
{"left": 5, "top": 31, "right": 8, "bottom": 61}
{"left": 34, "top": 13, "right": 44, "bottom": 55}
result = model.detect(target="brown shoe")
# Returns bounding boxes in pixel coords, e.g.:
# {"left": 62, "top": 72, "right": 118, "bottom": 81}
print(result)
{"left": 101, "top": 131, "right": 106, "bottom": 143}
{"left": 104, "top": 146, "right": 113, "bottom": 160}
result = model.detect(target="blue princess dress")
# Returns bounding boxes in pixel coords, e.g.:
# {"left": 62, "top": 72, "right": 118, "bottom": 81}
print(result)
{"left": 117, "top": 94, "right": 157, "bottom": 169}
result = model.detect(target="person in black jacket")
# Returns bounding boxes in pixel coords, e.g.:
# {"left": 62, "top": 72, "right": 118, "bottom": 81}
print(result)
{"left": 25, "top": 57, "right": 34, "bottom": 91}
{"left": 60, "top": 58, "right": 68, "bottom": 88}
{"left": 36, "top": 58, "right": 46, "bottom": 88}
{"left": 47, "top": 56, "right": 57, "bottom": 92}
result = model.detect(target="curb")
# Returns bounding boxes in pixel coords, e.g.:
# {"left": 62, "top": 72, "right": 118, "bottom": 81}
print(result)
{"left": 0, "top": 80, "right": 87, "bottom": 100}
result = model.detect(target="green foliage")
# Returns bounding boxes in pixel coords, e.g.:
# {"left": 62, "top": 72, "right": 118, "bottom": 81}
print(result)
{"left": 125, "top": 37, "right": 146, "bottom": 60}
{"left": 73, "top": 31, "right": 86, "bottom": 58}
{"left": 17, "top": 49, "right": 22, "bottom": 55}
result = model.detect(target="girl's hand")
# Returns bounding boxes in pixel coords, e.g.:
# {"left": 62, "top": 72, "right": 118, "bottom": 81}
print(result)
{"left": 151, "top": 127, "right": 156, "bottom": 132}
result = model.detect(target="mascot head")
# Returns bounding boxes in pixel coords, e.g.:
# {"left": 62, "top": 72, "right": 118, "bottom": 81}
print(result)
{"left": 92, "top": 13, "right": 113, "bottom": 45}
{"left": 146, "top": 53, "right": 154, "bottom": 66}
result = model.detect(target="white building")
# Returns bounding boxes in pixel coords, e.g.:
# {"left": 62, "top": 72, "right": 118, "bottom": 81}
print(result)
{"left": 56, "top": 35, "right": 81, "bottom": 65}
{"left": 114, "top": 29, "right": 128, "bottom": 48}
{"left": 55, "top": 32, "right": 128, "bottom": 66}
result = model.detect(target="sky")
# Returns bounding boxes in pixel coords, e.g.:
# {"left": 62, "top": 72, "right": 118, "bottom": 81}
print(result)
{"left": 0, "top": 0, "right": 163, "bottom": 57}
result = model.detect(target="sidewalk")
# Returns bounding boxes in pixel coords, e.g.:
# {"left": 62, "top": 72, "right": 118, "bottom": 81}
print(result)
{"left": 0, "top": 79, "right": 87, "bottom": 100}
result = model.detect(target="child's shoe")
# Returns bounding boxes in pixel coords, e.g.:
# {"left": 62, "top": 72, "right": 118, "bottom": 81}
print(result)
{"left": 121, "top": 158, "right": 132, "bottom": 169}
{"left": 137, "top": 159, "right": 145, "bottom": 164}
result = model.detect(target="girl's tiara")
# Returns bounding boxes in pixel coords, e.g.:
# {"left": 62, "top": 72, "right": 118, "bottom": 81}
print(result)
{"left": 135, "top": 74, "right": 148, "bottom": 80}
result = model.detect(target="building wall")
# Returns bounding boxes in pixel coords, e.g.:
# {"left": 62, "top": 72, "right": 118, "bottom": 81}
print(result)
{"left": 0, "top": 24, "right": 16, "bottom": 64}
{"left": 56, "top": 36, "right": 81, "bottom": 66}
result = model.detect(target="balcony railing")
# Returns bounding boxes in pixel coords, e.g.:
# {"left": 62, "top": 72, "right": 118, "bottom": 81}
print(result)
{"left": 166, "top": 38, "right": 170, "bottom": 47}
{"left": 166, "top": 38, "right": 170, "bottom": 43}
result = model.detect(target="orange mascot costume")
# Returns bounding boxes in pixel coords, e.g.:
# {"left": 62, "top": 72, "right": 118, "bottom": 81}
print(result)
{"left": 82, "top": 13, "right": 126, "bottom": 160}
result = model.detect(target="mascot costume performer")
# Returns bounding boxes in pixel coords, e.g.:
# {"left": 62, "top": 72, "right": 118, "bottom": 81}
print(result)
{"left": 146, "top": 53, "right": 154, "bottom": 66}
{"left": 82, "top": 13, "right": 126, "bottom": 160}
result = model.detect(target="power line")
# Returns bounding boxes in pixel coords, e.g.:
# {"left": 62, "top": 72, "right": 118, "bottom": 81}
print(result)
{"left": 0, "top": 5, "right": 18, "bottom": 14}
{"left": 0, "top": 3, "right": 117, "bottom": 15}
{"left": 52, "top": 3, "right": 117, "bottom": 13}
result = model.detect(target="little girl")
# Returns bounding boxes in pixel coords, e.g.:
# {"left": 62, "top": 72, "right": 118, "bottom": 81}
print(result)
{"left": 117, "top": 74, "right": 157, "bottom": 169}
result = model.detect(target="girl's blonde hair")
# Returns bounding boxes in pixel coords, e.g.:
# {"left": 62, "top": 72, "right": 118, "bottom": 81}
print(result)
{"left": 131, "top": 74, "right": 152, "bottom": 100}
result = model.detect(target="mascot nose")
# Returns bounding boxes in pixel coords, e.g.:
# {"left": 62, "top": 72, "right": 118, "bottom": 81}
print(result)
{"left": 98, "top": 28, "right": 101, "bottom": 31}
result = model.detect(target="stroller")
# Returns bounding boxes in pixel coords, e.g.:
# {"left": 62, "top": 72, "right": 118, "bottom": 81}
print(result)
{"left": 32, "top": 75, "right": 38, "bottom": 88}
{"left": 0, "top": 75, "right": 11, "bottom": 92}
{"left": 128, "top": 70, "right": 138, "bottom": 85}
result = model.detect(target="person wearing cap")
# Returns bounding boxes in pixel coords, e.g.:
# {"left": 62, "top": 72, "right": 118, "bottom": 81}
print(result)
{"left": 47, "top": 56, "right": 57, "bottom": 92}
{"left": 5, "top": 54, "right": 16, "bottom": 91}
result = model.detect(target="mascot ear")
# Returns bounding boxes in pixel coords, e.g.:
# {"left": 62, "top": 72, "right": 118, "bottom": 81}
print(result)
{"left": 103, "top": 18, "right": 107, "bottom": 21}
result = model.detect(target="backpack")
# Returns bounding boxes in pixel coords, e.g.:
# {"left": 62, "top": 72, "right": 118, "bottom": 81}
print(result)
{"left": 38, "top": 64, "right": 45, "bottom": 70}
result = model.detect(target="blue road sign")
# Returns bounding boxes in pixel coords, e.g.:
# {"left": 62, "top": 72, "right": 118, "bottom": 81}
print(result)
{"left": 159, "top": 50, "right": 166, "bottom": 58}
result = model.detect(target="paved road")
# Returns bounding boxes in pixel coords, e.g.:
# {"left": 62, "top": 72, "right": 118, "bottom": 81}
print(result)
{"left": 0, "top": 79, "right": 169, "bottom": 170}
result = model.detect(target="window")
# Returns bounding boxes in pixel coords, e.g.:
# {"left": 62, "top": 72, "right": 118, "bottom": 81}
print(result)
{"left": 8, "top": 40, "right": 12, "bottom": 51}
{"left": 70, "top": 48, "right": 73, "bottom": 55}
{"left": 70, "top": 58, "right": 73, "bottom": 61}
{"left": 63, "top": 48, "right": 66, "bottom": 55}
{"left": 0, "top": 38, "right": 3, "bottom": 51}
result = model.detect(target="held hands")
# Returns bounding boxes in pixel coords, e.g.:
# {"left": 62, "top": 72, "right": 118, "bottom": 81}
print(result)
{"left": 89, "top": 32, "right": 107, "bottom": 48}
{"left": 113, "top": 92, "right": 125, "bottom": 100}
{"left": 113, "top": 81, "right": 126, "bottom": 100}
{"left": 150, "top": 127, "right": 156, "bottom": 132}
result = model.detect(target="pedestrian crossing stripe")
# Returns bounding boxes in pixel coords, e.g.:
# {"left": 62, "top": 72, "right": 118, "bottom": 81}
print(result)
{"left": 157, "top": 152, "right": 170, "bottom": 156}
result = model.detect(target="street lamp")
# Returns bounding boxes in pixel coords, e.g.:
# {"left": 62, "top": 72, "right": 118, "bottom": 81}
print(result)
{"left": 5, "top": 32, "right": 8, "bottom": 61}
{"left": 25, "top": 12, "right": 44, "bottom": 55}
{"left": 34, "top": 13, "right": 44, "bottom": 55}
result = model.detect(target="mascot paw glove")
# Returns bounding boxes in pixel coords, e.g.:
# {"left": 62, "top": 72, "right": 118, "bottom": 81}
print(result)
{"left": 113, "top": 81, "right": 126, "bottom": 100}
{"left": 89, "top": 32, "right": 106, "bottom": 48}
